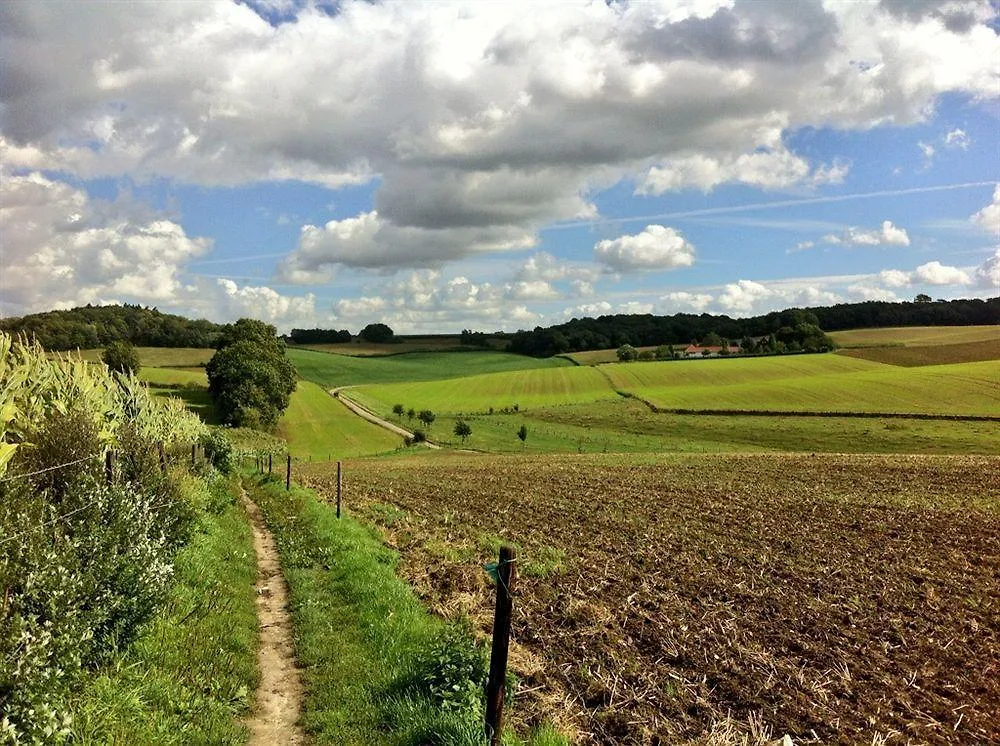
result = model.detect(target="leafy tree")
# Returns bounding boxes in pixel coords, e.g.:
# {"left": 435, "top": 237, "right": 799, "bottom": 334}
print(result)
{"left": 101, "top": 340, "right": 140, "bottom": 376}
{"left": 616, "top": 344, "right": 638, "bottom": 362}
{"left": 702, "top": 331, "right": 724, "bottom": 347}
{"left": 637, "top": 349, "right": 655, "bottom": 361}
{"left": 418, "top": 410, "right": 436, "bottom": 428}
{"left": 206, "top": 337, "right": 296, "bottom": 430}
{"left": 517, "top": 424, "right": 527, "bottom": 450}
{"left": 359, "top": 322, "right": 395, "bottom": 343}
{"left": 454, "top": 420, "right": 472, "bottom": 444}
{"left": 407, "top": 408, "right": 415, "bottom": 422}
{"left": 216, "top": 318, "right": 284, "bottom": 355}
{"left": 392, "top": 403, "right": 405, "bottom": 420}
{"left": 654, "top": 345, "right": 672, "bottom": 360}
{"left": 915, "top": 293, "right": 933, "bottom": 303}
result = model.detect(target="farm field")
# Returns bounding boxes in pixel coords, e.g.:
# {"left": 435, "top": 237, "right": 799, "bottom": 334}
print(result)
{"left": 350, "top": 365, "right": 619, "bottom": 415}
{"left": 139, "top": 366, "right": 219, "bottom": 424}
{"left": 416, "top": 399, "right": 1000, "bottom": 455}
{"left": 289, "top": 347, "right": 572, "bottom": 388}
{"left": 828, "top": 324, "right": 1000, "bottom": 348}
{"left": 276, "top": 380, "right": 401, "bottom": 460}
{"left": 607, "top": 358, "right": 1000, "bottom": 416}
{"left": 565, "top": 346, "right": 678, "bottom": 365}
{"left": 297, "top": 452, "right": 1000, "bottom": 746}
{"left": 837, "top": 338, "right": 1000, "bottom": 366}
{"left": 289, "top": 334, "right": 479, "bottom": 356}
{"left": 63, "top": 346, "right": 215, "bottom": 367}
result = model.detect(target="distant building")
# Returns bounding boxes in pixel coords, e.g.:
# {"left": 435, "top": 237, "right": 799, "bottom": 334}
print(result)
{"left": 683, "top": 344, "right": 741, "bottom": 358}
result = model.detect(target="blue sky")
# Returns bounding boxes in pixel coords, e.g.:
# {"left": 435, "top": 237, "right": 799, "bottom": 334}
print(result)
{"left": 1, "top": 0, "right": 997, "bottom": 333}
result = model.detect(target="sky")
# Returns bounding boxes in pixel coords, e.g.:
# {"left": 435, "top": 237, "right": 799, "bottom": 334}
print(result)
{"left": 1, "top": 0, "right": 998, "bottom": 334}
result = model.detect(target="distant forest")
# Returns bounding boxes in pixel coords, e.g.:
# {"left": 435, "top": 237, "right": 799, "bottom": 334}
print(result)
{"left": 1, "top": 296, "right": 996, "bottom": 355}
{"left": 502, "top": 297, "right": 1000, "bottom": 357}
{"left": 0, "top": 304, "right": 226, "bottom": 350}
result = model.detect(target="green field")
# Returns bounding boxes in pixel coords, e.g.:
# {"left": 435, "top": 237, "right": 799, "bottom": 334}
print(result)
{"left": 829, "top": 325, "right": 1000, "bottom": 348}
{"left": 350, "top": 365, "right": 619, "bottom": 416}
{"left": 838, "top": 338, "right": 1000, "bottom": 367}
{"left": 63, "top": 346, "right": 215, "bottom": 367}
{"left": 613, "top": 359, "right": 999, "bottom": 416}
{"left": 277, "top": 380, "right": 402, "bottom": 460}
{"left": 288, "top": 347, "right": 572, "bottom": 388}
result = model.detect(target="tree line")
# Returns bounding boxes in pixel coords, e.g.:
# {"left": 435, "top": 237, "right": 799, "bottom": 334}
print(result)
{"left": 502, "top": 297, "right": 998, "bottom": 357}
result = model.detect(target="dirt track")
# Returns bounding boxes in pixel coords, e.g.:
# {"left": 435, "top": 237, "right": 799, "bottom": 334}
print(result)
{"left": 329, "top": 387, "right": 440, "bottom": 448}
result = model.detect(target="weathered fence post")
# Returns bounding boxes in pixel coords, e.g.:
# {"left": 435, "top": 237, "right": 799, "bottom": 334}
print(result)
{"left": 268, "top": 453, "right": 273, "bottom": 475}
{"left": 104, "top": 449, "right": 114, "bottom": 484}
{"left": 191, "top": 443, "right": 197, "bottom": 467}
{"left": 285, "top": 454, "right": 291, "bottom": 491}
{"left": 336, "top": 460, "right": 342, "bottom": 518}
{"left": 485, "top": 545, "right": 517, "bottom": 745}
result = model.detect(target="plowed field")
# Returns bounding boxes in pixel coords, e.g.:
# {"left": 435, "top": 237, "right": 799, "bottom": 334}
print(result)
{"left": 299, "top": 453, "right": 1000, "bottom": 745}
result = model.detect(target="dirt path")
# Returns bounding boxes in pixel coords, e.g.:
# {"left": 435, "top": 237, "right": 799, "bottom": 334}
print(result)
{"left": 329, "top": 387, "right": 441, "bottom": 448}
{"left": 242, "top": 491, "right": 307, "bottom": 746}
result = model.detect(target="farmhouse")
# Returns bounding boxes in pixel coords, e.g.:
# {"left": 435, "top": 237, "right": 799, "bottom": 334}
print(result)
{"left": 683, "top": 344, "right": 741, "bottom": 358}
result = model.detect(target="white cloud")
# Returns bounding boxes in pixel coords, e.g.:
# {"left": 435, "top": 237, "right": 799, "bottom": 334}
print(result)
{"left": 944, "top": 128, "right": 971, "bottom": 149}
{"left": 879, "top": 269, "right": 913, "bottom": 287}
{"left": 847, "top": 283, "right": 900, "bottom": 301}
{"left": 594, "top": 225, "right": 696, "bottom": 272}
{"left": 913, "top": 261, "right": 971, "bottom": 285}
{"left": 972, "top": 248, "right": 1000, "bottom": 290}
{"left": 918, "top": 141, "right": 936, "bottom": 162}
{"left": 661, "top": 291, "right": 714, "bottom": 312}
{"left": 716, "top": 280, "right": 775, "bottom": 313}
{"left": 794, "top": 240, "right": 816, "bottom": 252}
{"left": 824, "top": 220, "right": 911, "bottom": 247}
{"left": 2, "top": 0, "right": 998, "bottom": 271}
{"left": 505, "top": 281, "right": 560, "bottom": 301}
{"left": 971, "top": 185, "right": 1000, "bottom": 235}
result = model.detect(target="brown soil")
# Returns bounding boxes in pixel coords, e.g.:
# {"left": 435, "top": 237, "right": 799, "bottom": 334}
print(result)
{"left": 299, "top": 452, "right": 1000, "bottom": 746}
{"left": 242, "top": 491, "right": 307, "bottom": 745}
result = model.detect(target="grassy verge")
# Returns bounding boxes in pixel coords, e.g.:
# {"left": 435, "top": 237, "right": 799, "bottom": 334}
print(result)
{"left": 245, "top": 473, "right": 567, "bottom": 746}
{"left": 67, "top": 475, "right": 258, "bottom": 745}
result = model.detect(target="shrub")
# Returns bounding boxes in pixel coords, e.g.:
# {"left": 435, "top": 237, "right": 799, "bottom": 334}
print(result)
{"left": 411, "top": 429, "right": 427, "bottom": 443}
{"left": 415, "top": 624, "right": 489, "bottom": 715}
{"left": 199, "top": 429, "right": 234, "bottom": 474}
{"left": 101, "top": 340, "right": 140, "bottom": 377}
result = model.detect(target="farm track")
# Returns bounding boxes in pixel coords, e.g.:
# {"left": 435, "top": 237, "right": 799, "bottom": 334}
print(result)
{"left": 299, "top": 452, "right": 1000, "bottom": 746}
{"left": 329, "top": 387, "right": 440, "bottom": 448}
{"left": 241, "top": 490, "right": 306, "bottom": 746}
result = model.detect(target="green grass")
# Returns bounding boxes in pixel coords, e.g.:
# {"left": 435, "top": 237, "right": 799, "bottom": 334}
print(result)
{"left": 611, "top": 359, "right": 1000, "bottom": 416}
{"left": 414, "top": 399, "right": 1000, "bottom": 456}
{"left": 61, "top": 347, "right": 215, "bottom": 367}
{"left": 351, "top": 365, "right": 618, "bottom": 416}
{"left": 828, "top": 325, "right": 1000, "bottom": 348}
{"left": 140, "top": 367, "right": 220, "bottom": 425}
{"left": 288, "top": 348, "right": 572, "bottom": 388}
{"left": 277, "top": 380, "right": 402, "bottom": 460}
{"left": 245, "top": 474, "right": 567, "bottom": 746}
{"left": 68, "top": 479, "right": 258, "bottom": 745}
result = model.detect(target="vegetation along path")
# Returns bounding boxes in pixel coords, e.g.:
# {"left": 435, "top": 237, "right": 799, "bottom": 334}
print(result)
{"left": 242, "top": 489, "right": 306, "bottom": 745}
{"left": 330, "top": 386, "right": 441, "bottom": 448}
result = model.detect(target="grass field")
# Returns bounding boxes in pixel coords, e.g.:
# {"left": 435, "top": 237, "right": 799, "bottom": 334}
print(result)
{"left": 564, "top": 346, "right": 677, "bottom": 365}
{"left": 289, "top": 348, "right": 572, "bottom": 388}
{"left": 290, "top": 335, "right": 476, "bottom": 357}
{"left": 63, "top": 347, "right": 215, "bottom": 367}
{"left": 277, "top": 381, "right": 401, "bottom": 460}
{"left": 298, "top": 452, "right": 1000, "bottom": 745}
{"left": 413, "top": 399, "right": 1000, "bottom": 455}
{"left": 350, "top": 365, "right": 619, "bottom": 416}
{"left": 838, "top": 338, "right": 1000, "bottom": 366}
{"left": 613, "top": 359, "right": 1000, "bottom": 416}
{"left": 829, "top": 324, "right": 1000, "bottom": 348}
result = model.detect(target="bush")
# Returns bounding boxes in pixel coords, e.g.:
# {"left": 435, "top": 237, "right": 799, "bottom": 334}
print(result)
{"left": 411, "top": 429, "right": 427, "bottom": 443}
{"left": 415, "top": 624, "right": 489, "bottom": 715}
{"left": 101, "top": 340, "right": 140, "bottom": 377}
{"left": 199, "top": 429, "right": 234, "bottom": 474}
{"left": 359, "top": 322, "right": 395, "bottom": 343}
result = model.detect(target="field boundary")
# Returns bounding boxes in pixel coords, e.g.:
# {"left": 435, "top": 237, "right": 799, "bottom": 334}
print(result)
{"left": 646, "top": 406, "right": 1000, "bottom": 421}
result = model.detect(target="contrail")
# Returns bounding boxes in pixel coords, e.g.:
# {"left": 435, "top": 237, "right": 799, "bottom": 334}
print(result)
{"left": 545, "top": 181, "right": 998, "bottom": 230}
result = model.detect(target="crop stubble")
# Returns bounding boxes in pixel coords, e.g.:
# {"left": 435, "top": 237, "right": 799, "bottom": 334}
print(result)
{"left": 298, "top": 453, "right": 999, "bottom": 745}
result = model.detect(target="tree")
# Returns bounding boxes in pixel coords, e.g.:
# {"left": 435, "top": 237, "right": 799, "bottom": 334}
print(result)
{"left": 454, "top": 420, "right": 472, "bottom": 444}
{"left": 517, "top": 424, "right": 527, "bottom": 450}
{"left": 616, "top": 344, "right": 638, "bottom": 362}
{"left": 216, "top": 318, "right": 284, "bottom": 355}
{"left": 407, "top": 408, "right": 415, "bottom": 422}
{"left": 102, "top": 340, "right": 140, "bottom": 376}
{"left": 392, "top": 403, "right": 405, "bottom": 420}
{"left": 359, "top": 322, "right": 395, "bottom": 343}
{"left": 915, "top": 293, "right": 933, "bottom": 303}
{"left": 206, "top": 337, "right": 297, "bottom": 430}
{"left": 654, "top": 345, "right": 672, "bottom": 360}
{"left": 418, "top": 410, "right": 436, "bottom": 428}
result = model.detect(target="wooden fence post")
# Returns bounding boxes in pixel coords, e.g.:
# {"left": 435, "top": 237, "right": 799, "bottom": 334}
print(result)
{"left": 191, "top": 443, "right": 197, "bottom": 467}
{"left": 268, "top": 453, "right": 273, "bottom": 475}
{"left": 336, "top": 460, "right": 342, "bottom": 518}
{"left": 104, "top": 449, "right": 114, "bottom": 484}
{"left": 485, "top": 545, "right": 516, "bottom": 745}
{"left": 285, "top": 454, "right": 291, "bottom": 491}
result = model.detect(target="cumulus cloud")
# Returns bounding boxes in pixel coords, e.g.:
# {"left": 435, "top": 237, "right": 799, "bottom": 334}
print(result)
{"left": 971, "top": 185, "right": 1000, "bottom": 235}
{"left": 716, "top": 280, "right": 775, "bottom": 313}
{"left": 972, "top": 248, "right": 1000, "bottom": 290}
{"left": 847, "top": 283, "right": 900, "bottom": 301}
{"left": 912, "top": 261, "right": 971, "bottom": 285}
{"left": 1, "top": 0, "right": 998, "bottom": 271}
{"left": 879, "top": 269, "right": 913, "bottom": 287}
{"left": 594, "top": 225, "right": 696, "bottom": 272}
{"left": 824, "top": 220, "right": 911, "bottom": 247}
{"left": 661, "top": 291, "right": 714, "bottom": 312}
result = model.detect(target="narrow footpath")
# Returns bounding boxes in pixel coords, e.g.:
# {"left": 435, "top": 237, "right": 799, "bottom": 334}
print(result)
{"left": 242, "top": 491, "right": 307, "bottom": 746}
{"left": 329, "top": 387, "right": 441, "bottom": 448}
